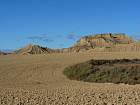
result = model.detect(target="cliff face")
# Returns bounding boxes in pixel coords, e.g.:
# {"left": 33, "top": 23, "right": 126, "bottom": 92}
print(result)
{"left": 75, "top": 33, "right": 133, "bottom": 47}
{"left": 65, "top": 33, "right": 134, "bottom": 52}
{"left": 104, "top": 42, "right": 140, "bottom": 52}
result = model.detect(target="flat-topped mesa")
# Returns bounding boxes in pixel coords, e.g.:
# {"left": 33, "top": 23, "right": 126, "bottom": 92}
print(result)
{"left": 74, "top": 33, "right": 134, "bottom": 48}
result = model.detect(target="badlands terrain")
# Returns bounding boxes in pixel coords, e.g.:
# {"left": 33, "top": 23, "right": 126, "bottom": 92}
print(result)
{"left": 1, "top": 52, "right": 140, "bottom": 105}
{"left": 1, "top": 33, "right": 140, "bottom": 105}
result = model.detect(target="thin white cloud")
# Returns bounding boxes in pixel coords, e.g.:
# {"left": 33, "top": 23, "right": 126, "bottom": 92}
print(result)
{"left": 27, "top": 34, "right": 53, "bottom": 43}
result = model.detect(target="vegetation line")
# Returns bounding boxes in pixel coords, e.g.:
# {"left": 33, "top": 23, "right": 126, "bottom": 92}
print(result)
{"left": 63, "top": 59, "right": 140, "bottom": 85}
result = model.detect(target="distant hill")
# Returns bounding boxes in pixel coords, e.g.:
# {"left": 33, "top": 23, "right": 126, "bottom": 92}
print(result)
{"left": 14, "top": 44, "right": 57, "bottom": 55}
{"left": 75, "top": 33, "right": 133, "bottom": 46}
{"left": 13, "top": 33, "right": 140, "bottom": 54}
{"left": 62, "top": 33, "right": 134, "bottom": 52}
{"left": 0, "top": 51, "right": 6, "bottom": 55}
{"left": 1, "top": 49, "right": 13, "bottom": 53}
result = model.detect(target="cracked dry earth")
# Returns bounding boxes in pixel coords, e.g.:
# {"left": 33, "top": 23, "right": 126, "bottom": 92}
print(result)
{"left": 0, "top": 52, "right": 140, "bottom": 105}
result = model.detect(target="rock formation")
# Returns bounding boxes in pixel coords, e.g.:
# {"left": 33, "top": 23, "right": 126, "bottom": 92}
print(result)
{"left": 75, "top": 33, "right": 133, "bottom": 47}
{"left": 14, "top": 44, "right": 56, "bottom": 55}
{"left": 104, "top": 41, "right": 140, "bottom": 52}
{"left": 13, "top": 33, "right": 139, "bottom": 54}
{"left": 64, "top": 33, "right": 134, "bottom": 52}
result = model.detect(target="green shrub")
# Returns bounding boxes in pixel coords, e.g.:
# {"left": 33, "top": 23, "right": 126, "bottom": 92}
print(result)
{"left": 63, "top": 59, "right": 140, "bottom": 85}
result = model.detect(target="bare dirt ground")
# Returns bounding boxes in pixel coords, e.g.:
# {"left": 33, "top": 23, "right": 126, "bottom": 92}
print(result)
{"left": 0, "top": 52, "right": 140, "bottom": 105}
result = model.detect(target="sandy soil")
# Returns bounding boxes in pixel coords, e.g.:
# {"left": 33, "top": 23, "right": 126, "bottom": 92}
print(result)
{"left": 0, "top": 52, "right": 140, "bottom": 105}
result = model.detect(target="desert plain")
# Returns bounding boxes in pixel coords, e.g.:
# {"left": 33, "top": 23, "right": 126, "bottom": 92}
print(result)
{"left": 0, "top": 52, "right": 140, "bottom": 105}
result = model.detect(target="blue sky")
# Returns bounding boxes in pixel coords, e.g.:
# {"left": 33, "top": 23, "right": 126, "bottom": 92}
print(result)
{"left": 0, "top": 0, "right": 140, "bottom": 50}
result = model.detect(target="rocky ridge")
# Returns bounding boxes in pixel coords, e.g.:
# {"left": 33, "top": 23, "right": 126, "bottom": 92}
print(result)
{"left": 75, "top": 33, "right": 133, "bottom": 47}
{"left": 63, "top": 33, "right": 134, "bottom": 52}
{"left": 14, "top": 44, "right": 58, "bottom": 55}
{"left": 13, "top": 33, "right": 140, "bottom": 54}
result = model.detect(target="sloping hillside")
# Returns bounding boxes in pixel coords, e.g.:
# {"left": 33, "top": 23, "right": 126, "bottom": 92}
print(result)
{"left": 63, "top": 33, "right": 134, "bottom": 52}
{"left": 104, "top": 42, "right": 140, "bottom": 52}
{"left": 75, "top": 33, "right": 133, "bottom": 47}
{"left": 14, "top": 44, "right": 55, "bottom": 55}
